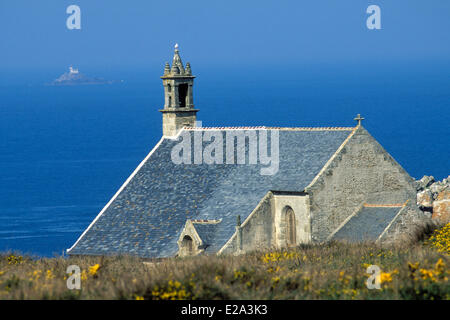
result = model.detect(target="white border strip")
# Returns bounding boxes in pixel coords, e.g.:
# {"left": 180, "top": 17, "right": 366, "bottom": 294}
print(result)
{"left": 67, "top": 136, "right": 167, "bottom": 253}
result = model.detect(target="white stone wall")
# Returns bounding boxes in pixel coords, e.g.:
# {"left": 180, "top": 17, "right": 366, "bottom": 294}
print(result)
{"left": 176, "top": 220, "right": 204, "bottom": 257}
{"left": 272, "top": 194, "right": 311, "bottom": 247}
{"left": 219, "top": 192, "right": 312, "bottom": 255}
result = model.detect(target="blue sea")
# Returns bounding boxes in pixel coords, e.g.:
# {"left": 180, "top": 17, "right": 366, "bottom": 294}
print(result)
{"left": 0, "top": 63, "right": 449, "bottom": 257}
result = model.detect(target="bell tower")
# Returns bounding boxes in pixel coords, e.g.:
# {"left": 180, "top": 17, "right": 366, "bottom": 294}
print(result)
{"left": 160, "top": 44, "right": 198, "bottom": 136}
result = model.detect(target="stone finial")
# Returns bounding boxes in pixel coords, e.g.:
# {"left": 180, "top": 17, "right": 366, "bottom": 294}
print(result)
{"left": 354, "top": 114, "right": 365, "bottom": 126}
{"left": 172, "top": 44, "right": 185, "bottom": 74}
{"left": 170, "top": 64, "right": 180, "bottom": 74}
{"left": 185, "top": 62, "right": 192, "bottom": 75}
{"left": 164, "top": 62, "right": 170, "bottom": 75}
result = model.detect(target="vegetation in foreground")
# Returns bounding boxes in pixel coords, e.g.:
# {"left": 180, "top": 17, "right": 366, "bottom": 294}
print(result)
{"left": 0, "top": 223, "right": 449, "bottom": 300}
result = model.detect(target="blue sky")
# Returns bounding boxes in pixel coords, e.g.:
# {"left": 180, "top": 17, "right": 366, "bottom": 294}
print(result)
{"left": 1, "top": 1, "right": 449, "bottom": 71}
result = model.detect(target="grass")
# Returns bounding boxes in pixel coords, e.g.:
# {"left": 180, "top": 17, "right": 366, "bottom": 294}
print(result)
{"left": 0, "top": 223, "right": 449, "bottom": 300}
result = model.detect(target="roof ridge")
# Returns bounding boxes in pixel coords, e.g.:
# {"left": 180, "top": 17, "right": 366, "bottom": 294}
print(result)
{"left": 191, "top": 219, "right": 222, "bottom": 224}
{"left": 183, "top": 126, "right": 355, "bottom": 131}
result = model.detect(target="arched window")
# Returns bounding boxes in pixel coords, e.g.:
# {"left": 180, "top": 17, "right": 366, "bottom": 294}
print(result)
{"left": 182, "top": 235, "right": 193, "bottom": 255}
{"left": 285, "top": 206, "right": 296, "bottom": 246}
{"left": 178, "top": 83, "right": 188, "bottom": 107}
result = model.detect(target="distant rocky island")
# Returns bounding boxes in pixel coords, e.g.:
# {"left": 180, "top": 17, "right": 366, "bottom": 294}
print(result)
{"left": 49, "top": 66, "right": 122, "bottom": 86}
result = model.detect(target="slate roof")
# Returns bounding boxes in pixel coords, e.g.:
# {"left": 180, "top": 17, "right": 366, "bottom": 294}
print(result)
{"left": 192, "top": 221, "right": 221, "bottom": 251}
{"left": 331, "top": 205, "right": 403, "bottom": 242}
{"left": 68, "top": 127, "right": 353, "bottom": 258}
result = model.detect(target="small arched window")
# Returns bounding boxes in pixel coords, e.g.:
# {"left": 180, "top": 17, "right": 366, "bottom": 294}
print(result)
{"left": 167, "top": 84, "right": 172, "bottom": 92}
{"left": 182, "top": 235, "right": 193, "bottom": 255}
{"left": 285, "top": 206, "right": 296, "bottom": 246}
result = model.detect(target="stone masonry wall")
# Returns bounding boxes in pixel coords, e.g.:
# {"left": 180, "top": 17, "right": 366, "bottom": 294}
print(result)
{"left": 306, "top": 126, "right": 419, "bottom": 242}
{"left": 240, "top": 193, "right": 274, "bottom": 251}
{"left": 219, "top": 193, "right": 274, "bottom": 255}
{"left": 162, "top": 112, "right": 197, "bottom": 137}
{"left": 219, "top": 192, "right": 311, "bottom": 254}
{"left": 378, "top": 201, "right": 427, "bottom": 243}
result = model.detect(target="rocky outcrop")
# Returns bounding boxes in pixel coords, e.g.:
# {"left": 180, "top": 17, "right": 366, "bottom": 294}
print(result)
{"left": 415, "top": 175, "right": 450, "bottom": 223}
{"left": 433, "top": 189, "right": 450, "bottom": 222}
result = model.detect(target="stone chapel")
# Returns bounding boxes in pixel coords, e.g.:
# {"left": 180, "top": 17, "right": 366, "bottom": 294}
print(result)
{"left": 67, "top": 45, "right": 428, "bottom": 258}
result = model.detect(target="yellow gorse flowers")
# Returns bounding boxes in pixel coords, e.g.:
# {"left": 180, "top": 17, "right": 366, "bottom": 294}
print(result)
{"left": 27, "top": 270, "right": 42, "bottom": 281}
{"left": 408, "top": 258, "right": 447, "bottom": 282}
{"left": 338, "top": 271, "right": 352, "bottom": 285}
{"left": 434, "top": 257, "right": 445, "bottom": 274}
{"left": 427, "top": 222, "right": 450, "bottom": 255}
{"left": 261, "top": 251, "right": 301, "bottom": 263}
{"left": 267, "top": 266, "right": 281, "bottom": 273}
{"left": 6, "top": 255, "right": 23, "bottom": 265}
{"left": 46, "top": 269, "right": 54, "bottom": 280}
{"left": 151, "top": 280, "right": 191, "bottom": 300}
{"left": 89, "top": 264, "right": 100, "bottom": 276}
{"left": 379, "top": 269, "right": 398, "bottom": 284}
{"left": 233, "top": 270, "right": 247, "bottom": 280}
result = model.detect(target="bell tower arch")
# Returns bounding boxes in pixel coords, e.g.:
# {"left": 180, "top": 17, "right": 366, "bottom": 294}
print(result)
{"left": 159, "top": 44, "right": 199, "bottom": 136}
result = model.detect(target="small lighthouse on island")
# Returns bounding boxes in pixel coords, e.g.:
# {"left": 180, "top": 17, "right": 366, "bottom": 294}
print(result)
{"left": 69, "top": 66, "right": 79, "bottom": 74}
